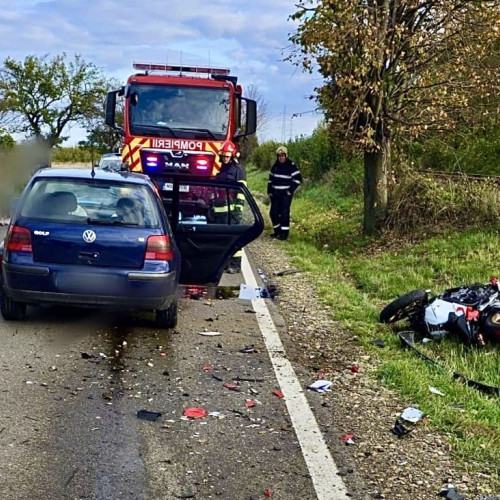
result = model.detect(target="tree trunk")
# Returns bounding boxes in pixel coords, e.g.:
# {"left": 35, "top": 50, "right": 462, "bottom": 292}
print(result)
{"left": 363, "top": 139, "right": 389, "bottom": 235}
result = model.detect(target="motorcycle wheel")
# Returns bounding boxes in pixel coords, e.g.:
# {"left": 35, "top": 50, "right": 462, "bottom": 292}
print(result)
{"left": 482, "top": 310, "right": 500, "bottom": 340}
{"left": 379, "top": 289, "right": 428, "bottom": 324}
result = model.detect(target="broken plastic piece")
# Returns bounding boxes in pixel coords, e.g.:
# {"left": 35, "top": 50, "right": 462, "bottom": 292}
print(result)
{"left": 182, "top": 407, "right": 207, "bottom": 419}
{"left": 198, "top": 331, "right": 222, "bottom": 336}
{"left": 272, "top": 389, "right": 284, "bottom": 398}
{"left": 350, "top": 364, "right": 359, "bottom": 373}
{"left": 340, "top": 434, "right": 355, "bottom": 445}
{"left": 400, "top": 407, "right": 424, "bottom": 423}
{"left": 264, "top": 489, "right": 272, "bottom": 497}
{"left": 239, "top": 345, "right": 257, "bottom": 354}
{"left": 438, "top": 485, "right": 465, "bottom": 500}
{"left": 137, "top": 410, "right": 162, "bottom": 421}
{"left": 202, "top": 365, "right": 213, "bottom": 371}
{"left": 245, "top": 400, "right": 256, "bottom": 408}
{"left": 274, "top": 268, "right": 302, "bottom": 276}
{"left": 308, "top": 380, "right": 333, "bottom": 393}
{"left": 391, "top": 419, "right": 412, "bottom": 438}
{"left": 429, "top": 386, "right": 445, "bottom": 396}
{"left": 223, "top": 382, "right": 239, "bottom": 391}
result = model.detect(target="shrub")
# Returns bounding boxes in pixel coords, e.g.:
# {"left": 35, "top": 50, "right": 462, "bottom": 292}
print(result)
{"left": 385, "top": 169, "right": 500, "bottom": 235}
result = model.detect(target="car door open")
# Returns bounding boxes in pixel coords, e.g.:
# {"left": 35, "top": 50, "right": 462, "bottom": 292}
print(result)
{"left": 158, "top": 175, "right": 264, "bottom": 285}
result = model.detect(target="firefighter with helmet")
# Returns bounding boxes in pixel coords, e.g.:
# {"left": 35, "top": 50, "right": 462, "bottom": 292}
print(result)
{"left": 267, "top": 145, "right": 302, "bottom": 240}
{"left": 210, "top": 141, "right": 246, "bottom": 272}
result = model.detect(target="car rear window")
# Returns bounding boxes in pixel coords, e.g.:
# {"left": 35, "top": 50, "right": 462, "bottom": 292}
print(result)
{"left": 20, "top": 179, "right": 162, "bottom": 227}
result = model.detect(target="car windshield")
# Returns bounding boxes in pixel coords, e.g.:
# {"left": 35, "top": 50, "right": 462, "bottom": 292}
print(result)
{"left": 129, "top": 84, "right": 230, "bottom": 140}
{"left": 20, "top": 178, "right": 161, "bottom": 227}
{"left": 99, "top": 158, "right": 122, "bottom": 171}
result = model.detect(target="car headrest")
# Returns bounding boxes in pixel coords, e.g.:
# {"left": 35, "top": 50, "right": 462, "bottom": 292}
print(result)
{"left": 44, "top": 191, "right": 78, "bottom": 215}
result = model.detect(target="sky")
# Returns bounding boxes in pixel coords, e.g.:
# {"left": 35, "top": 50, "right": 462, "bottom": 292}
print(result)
{"left": 0, "top": 0, "right": 323, "bottom": 146}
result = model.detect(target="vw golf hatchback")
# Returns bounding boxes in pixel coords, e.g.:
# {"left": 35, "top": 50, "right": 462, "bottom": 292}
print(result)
{"left": 0, "top": 168, "right": 264, "bottom": 327}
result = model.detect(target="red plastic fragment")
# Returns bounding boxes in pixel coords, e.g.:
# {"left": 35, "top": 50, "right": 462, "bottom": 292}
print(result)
{"left": 245, "top": 400, "right": 256, "bottom": 408}
{"left": 183, "top": 407, "right": 207, "bottom": 419}
{"left": 340, "top": 433, "right": 355, "bottom": 442}
{"left": 350, "top": 364, "right": 359, "bottom": 373}
{"left": 272, "top": 389, "right": 284, "bottom": 398}
{"left": 223, "top": 382, "right": 238, "bottom": 391}
{"left": 264, "top": 489, "right": 272, "bottom": 497}
{"left": 202, "top": 365, "right": 213, "bottom": 371}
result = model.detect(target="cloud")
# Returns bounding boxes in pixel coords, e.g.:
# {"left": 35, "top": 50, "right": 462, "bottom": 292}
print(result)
{"left": 0, "top": 0, "right": 322, "bottom": 141}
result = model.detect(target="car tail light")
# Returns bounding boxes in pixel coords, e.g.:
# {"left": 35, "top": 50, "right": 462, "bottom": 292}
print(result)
{"left": 145, "top": 235, "right": 174, "bottom": 261}
{"left": 6, "top": 225, "right": 32, "bottom": 253}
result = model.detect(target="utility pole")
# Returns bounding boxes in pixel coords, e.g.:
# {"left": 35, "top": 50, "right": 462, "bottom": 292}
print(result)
{"left": 280, "top": 106, "right": 287, "bottom": 143}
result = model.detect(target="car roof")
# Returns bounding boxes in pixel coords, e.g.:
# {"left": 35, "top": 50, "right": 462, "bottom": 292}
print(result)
{"left": 32, "top": 167, "right": 153, "bottom": 186}
{"left": 101, "top": 152, "right": 121, "bottom": 157}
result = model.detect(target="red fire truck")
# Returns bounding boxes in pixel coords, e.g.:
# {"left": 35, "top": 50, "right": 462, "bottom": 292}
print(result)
{"left": 103, "top": 63, "right": 263, "bottom": 284}
{"left": 104, "top": 62, "right": 257, "bottom": 177}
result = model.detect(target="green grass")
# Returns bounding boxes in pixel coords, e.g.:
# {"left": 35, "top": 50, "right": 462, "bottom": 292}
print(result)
{"left": 247, "top": 162, "right": 500, "bottom": 483}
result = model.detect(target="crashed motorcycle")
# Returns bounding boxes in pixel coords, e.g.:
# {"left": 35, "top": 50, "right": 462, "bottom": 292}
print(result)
{"left": 379, "top": 277, "right": 500, "bottom": 346}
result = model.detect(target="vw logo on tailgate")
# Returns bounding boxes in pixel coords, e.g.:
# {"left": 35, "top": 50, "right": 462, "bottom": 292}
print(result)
{"left": 82, "top": 230, "right": 97, "bottom": 243}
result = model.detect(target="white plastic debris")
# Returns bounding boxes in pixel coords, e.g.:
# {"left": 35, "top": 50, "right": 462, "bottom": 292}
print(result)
{"left": 429, "top": 386, "right": 445, "bottom": 396}
{"left": 308, "top": 380, "right": 333, "bottom": 393}
{"left": 198, "top": 331, "right": 222, "bottom": 336}
{"left": 238, "top": 284, "right": 266, "bottom": 300}
{"left": 400, "top": 407, "right": 424, "bottom": 423}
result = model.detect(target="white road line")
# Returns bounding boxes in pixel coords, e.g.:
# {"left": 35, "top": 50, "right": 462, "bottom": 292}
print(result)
{"left": 242, "top": 251, "right": 350, "bottom": 500}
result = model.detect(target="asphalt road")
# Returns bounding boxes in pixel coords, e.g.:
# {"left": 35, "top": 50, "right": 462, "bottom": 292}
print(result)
{"left": 0, "top": 224, "right": 353, "bottom": 500}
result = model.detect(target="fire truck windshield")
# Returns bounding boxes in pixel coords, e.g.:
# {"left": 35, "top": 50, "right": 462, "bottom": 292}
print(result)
{"left": 129, "top": 84, "right": 230, "bottom": 140}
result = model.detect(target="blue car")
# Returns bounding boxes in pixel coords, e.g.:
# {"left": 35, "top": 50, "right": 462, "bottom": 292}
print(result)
{"left": 0, "top": 168, "right": 263, "bottom": 327}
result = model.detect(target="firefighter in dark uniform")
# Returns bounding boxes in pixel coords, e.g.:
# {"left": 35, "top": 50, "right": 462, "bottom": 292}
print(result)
{"left": 267, "top": 146, "right": 302, "bottom": 240}
{"left": 212, "top": 141, "right": 246, "bottom": 272}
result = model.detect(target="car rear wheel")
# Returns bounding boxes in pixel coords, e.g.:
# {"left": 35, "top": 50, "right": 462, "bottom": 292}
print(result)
{"left": 155, "top": 299, "right": 178, "bottom": 329}
{"left": 1, "top": 295, "right": 27, "bottom": 321}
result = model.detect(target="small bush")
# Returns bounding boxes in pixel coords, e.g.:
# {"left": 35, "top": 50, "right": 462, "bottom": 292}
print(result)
{"left": 385, "top": 169, "right": 500, "bottom": 235}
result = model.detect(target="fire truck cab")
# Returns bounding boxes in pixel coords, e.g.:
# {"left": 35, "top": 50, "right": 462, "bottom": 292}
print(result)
{"left": 104, "top": 63, "right": 263, "bottom": 285}
{"left": 104, "top": 62, "right": 256, "bottom": 177}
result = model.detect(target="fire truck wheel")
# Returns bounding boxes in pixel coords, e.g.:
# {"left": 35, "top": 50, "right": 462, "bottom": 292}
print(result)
{"left": 155, "top": 299, "right": 178, "bottom": 329}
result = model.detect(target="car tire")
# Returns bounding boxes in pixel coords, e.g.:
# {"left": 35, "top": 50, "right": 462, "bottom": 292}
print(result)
{"left": 155, "top": 299, "right": 178, "bottom": 329}
{"left": 379, "top": 289, "right": 428, "bottom": 324}
{"left": 1, "top": 294, "right": 27, "bottom": 321}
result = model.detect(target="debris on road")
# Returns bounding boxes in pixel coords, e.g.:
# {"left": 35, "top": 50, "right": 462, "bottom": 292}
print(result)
{"left": 439, "top": 484, "right": 466, "bottom": 500}
{"left": 274, "top": 268, "right": 302, "bottom": 276}
{"left": 182, "top": 407, "right": 208, "bottom": 419}
{"left": 400, "top": 407, "right": 424, "bottom": 423}
{"left": 272, "top": 389, "right": 284, "bottom": 398}
{"left": 308, "top": 380, "right": 333, "bottom": 392}
{"left": 223, "top": 382, "right": 239, "bottom": 391}
{"left": 340, "top": 434, "right": 356, "bottom": 445}
{"left": 391, "top": 419, "right": 413, "bottom": 438}
{"left": 198, "top": 331, "right": 222, "bottom": 336}
{"left": 137, "top": 410, "right": 162, "bottom": 421}
{"left": 239, "top": 345, "right": 257, "bottom": 354}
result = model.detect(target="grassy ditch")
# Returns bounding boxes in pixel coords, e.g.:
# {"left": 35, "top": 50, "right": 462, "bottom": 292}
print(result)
{"left": 247, "top": 163, "right": 500, "bottom": 482}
